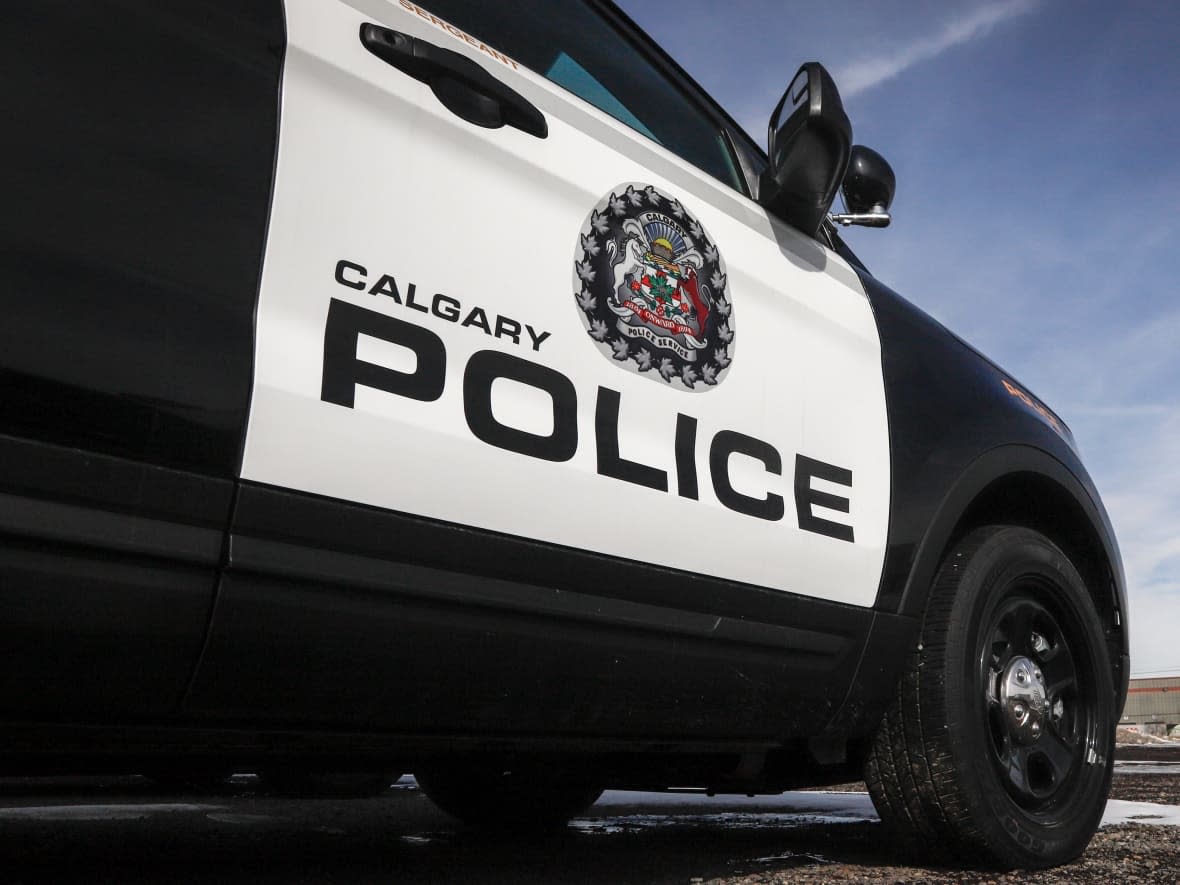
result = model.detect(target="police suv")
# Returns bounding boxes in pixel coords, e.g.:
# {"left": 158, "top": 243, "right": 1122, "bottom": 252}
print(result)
{"left": 2, "top": 0, "right": 1128, "bottom": 870}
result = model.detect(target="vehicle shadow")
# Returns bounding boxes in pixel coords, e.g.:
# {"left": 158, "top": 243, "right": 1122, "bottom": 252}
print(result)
{"left": 0, "top": 778, "right": 927, "bottom": 884}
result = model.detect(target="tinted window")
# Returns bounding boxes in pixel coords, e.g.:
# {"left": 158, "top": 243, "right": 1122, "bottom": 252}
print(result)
{"left": 418, "top": 0, "right": 742, "bottom": 190}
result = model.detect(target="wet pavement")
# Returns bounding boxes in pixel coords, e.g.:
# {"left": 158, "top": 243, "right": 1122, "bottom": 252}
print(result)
{"left": 0, "top": 754, "right": 1176, "bottom": 884}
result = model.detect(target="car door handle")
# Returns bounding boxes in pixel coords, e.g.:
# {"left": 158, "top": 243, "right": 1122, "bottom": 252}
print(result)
{"left": 360, "top": 23, "right": 547, "bottom": 139}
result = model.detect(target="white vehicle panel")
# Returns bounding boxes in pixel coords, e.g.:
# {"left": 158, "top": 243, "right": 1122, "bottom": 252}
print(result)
{"left": 244, "top": 0, "right": 891, "bottom": 606}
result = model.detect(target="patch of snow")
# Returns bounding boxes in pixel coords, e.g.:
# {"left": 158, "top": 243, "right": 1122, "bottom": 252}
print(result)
{"left": 205, "top": 812, "right": 278, "bottom": 825}
{"left": 1102, "top": 799, "right": 1180, "bottom": 827}
{"left": 571, "top": 812, "right": 868, "bottom": 835}
{"left": 583, "top": 790, "right": 1180, "bottom": 831}
{"left": 593, "top": 789, "right": 877, "bottom": 816}
{"left": 571, "top": 816, "right": 877, "bottom": 835}
{"left": 749, "top": 852, "right": 819, "bottom": 864}
{"left": 575, "top": 790, "right": 879, "bottom": 833}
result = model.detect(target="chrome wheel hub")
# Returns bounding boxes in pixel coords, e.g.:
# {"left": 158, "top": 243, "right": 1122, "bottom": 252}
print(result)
{"left": 1000, "top": 655, "right": 1049, "bottom": 744}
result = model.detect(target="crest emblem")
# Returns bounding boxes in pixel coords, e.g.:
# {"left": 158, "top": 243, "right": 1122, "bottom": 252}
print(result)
{"left": 573, "top": 184, "right": 733, "bottom": 390}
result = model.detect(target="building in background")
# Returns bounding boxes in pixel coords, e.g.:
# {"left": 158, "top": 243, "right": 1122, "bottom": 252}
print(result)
{"left": 1121, "top": 677, "right": 1180, "bottom": 737}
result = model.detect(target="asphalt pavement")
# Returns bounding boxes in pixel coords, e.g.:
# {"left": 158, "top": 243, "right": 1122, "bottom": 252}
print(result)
{"left": 0, "top": 765, "right": 1177, "bottom": 884}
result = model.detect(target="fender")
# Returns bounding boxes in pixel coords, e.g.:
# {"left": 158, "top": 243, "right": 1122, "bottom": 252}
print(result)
{"left": 897, "top": 444, "right": 1125, "bottom": 625}
{"left": 847, "top": 262, "right": 1129, "bottom": 713}
{"left": 835, "top": 442, "right": 1130, "bottom": 743}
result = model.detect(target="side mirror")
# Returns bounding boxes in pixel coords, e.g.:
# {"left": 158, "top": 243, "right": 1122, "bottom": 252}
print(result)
{"left": 831, "top": 145, "right": 895, "bottom": 229}
{"left": 759, "top": 62, "right": 851, "bottom": 237}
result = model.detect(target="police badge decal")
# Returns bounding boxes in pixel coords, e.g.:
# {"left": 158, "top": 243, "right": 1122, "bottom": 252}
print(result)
{"left": 574, "top": 184, "right": 733, "bottom": 391}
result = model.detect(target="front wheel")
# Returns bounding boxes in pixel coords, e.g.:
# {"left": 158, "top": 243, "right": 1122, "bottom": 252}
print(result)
{"left": 866, "top": 526, "right": 1116, "bottom": 868}
{"left": 258, "top": 768, "right": 398, "bottom": 798}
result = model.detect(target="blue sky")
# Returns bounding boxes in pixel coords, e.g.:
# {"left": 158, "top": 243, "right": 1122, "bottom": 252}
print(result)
{"left": 618, "top": 0, "right": 1180, "bottom": 676}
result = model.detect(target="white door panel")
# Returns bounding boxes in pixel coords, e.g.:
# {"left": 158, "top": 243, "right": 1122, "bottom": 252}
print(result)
{"left": 245, "top": 0, "right": 890, "bottom": 607}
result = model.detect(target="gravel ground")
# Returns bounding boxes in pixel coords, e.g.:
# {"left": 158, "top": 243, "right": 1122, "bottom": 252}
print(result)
{"left": 700, "top": 746, "right": 1180, "bottom": 884}
{"left": 696, "top": 823, "right": 1180, "bottom": 884}
{"left": 0, "top": 746, "right": 1174, "bottom": 883}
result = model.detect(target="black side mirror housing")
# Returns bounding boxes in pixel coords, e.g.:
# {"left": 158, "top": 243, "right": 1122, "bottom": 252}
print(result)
{"left": 759, "top": 63, "right": 851, "bottom": 237}
{"left": 842, "top": 145, "right": 895, "bottom": 215}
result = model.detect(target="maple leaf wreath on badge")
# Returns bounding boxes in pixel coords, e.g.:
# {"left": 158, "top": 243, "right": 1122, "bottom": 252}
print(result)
{"left": 573, "top": 183, "right": 734, "bottom": 391}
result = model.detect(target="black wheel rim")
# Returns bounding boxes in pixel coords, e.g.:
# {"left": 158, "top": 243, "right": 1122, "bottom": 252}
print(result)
{"left": 979, "top": 580, "right": 1097, "bottom": 811}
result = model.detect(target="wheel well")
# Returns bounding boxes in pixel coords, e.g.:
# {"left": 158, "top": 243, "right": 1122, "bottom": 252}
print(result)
{"left": 949, "top": 471, "right": 1125, "bottom": 666}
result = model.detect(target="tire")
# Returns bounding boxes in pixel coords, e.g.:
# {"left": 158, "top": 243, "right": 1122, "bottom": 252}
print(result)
{"left": 865, "top": 525, "right": 1116, "bottom": 869}
{"left": 415, "top": 761, "right": 603, "bottom": 828}
{"left": 259, "top": 769, "right": 398, "bottom": 798}
{"left": 145, "top": 768, "right": 233, "bottom": 793}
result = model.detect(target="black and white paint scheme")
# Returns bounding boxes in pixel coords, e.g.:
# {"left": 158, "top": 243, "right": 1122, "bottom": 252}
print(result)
{"left": 574, "top": 184, "right": 733, "bottom": 391}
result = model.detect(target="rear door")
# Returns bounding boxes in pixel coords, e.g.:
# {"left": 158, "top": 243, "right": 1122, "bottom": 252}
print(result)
{"left": 186, "top": 0, "right": 892, "bottom": 733}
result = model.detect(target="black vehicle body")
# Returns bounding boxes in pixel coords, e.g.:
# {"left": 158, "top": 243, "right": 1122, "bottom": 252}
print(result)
{"left": 0, "top": 0, "right": 1125, "bottom": 815}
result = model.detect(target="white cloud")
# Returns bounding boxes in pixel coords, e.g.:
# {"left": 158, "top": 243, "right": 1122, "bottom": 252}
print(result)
{"left": 1070, "top": 405, "right": 1174, "bottom": 418}
{"left": 853, "top": 154, "right": 1180, "bottom": 676}
{"left": 1122, "top": 586, "right": 1180, "bottom": 677}
{"left": 1083, "top": 405, "right": 1180, "bottom": 676}
{"left": 972, "top": 289, "right": 1180, "bottom": 677}
{"left": 837, "top": 0, "right": 1041, "bottom": 97}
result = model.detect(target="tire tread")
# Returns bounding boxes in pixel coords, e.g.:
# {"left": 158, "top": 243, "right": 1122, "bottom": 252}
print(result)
{"left": 865, "top": 526, "right": 1112, "bottom": 868}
